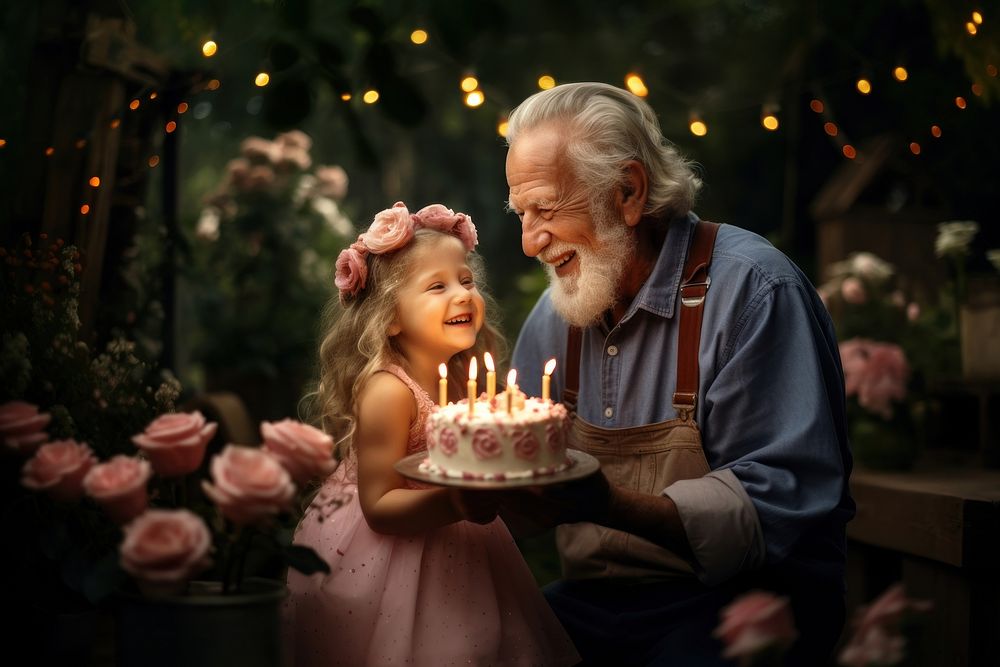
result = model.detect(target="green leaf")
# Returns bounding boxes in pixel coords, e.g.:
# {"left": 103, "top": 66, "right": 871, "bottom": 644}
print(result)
{"left": 282, "top": 544, "right": 330, "bottom": 575}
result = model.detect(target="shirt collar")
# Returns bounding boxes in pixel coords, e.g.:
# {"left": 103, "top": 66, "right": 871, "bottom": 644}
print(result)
{"left": 627, "top": 211, "right": 699, "bottom": 321}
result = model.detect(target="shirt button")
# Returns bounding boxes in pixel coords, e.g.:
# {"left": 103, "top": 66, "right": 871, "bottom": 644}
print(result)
{"left": 607, "top": 345, "right": 619, "bottom": 357}
{"left": 604, "top": 407, "right": 614, "bottom": 418}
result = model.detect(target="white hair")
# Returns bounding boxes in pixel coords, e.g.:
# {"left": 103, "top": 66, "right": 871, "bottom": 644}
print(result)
{"left": 505, "top": 82, "right": 701, "bottom": 221}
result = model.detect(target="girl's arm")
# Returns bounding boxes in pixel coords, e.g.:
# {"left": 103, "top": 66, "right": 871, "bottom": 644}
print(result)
{"left": 355, "top": 372, "right": 496, "bottom": 534}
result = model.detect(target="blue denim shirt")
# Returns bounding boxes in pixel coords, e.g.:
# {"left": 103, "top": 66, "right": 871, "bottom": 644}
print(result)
{"left": 513, "top": 212, "right": 855, "bottom": 587}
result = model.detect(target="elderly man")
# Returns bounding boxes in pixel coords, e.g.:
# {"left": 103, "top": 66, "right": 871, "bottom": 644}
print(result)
{"left": 504, "top": 82, "right": 854, "bottom": 665}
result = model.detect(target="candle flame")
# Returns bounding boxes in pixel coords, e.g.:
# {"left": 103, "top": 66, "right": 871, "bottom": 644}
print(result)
{"left": 544, "top": 358, "right": 557, "bottom": 375}
{"left": 439, "top": 363, "right": 447, "bottom": 379}
{"left": 507, "top": 369, "right": 517, "bottom": 386}
{"left": 469, "top": 357, "right": 478, "bottom": 381}
{"left": 483, "top": 352, "right": 495, "bottom": 372}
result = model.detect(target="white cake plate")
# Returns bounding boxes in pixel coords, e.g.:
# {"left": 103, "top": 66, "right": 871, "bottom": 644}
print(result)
{"left": 394, "top": 449, "right": 600, "bottom": 489}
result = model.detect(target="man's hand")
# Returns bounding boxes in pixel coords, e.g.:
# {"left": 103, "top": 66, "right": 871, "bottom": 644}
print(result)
{"left": 448, "top": 488, "right": 501, "bottom": 524}
{"left": 498, "top": 471, "right": 614, "bottom": 535}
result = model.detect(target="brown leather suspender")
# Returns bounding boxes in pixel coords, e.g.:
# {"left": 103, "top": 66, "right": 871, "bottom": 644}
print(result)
{"left": 563, "top": 220, "right": 720, "bottom": 420}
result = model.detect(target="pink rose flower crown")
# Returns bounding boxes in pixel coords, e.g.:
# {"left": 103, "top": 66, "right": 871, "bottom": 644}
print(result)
{"left": 334, "top": 201, "right": 479, "bottom": 302}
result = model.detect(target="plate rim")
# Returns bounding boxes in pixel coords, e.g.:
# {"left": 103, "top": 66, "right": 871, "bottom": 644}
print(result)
{"left": 394, "top": 448, "right": 600, "bottom": 489}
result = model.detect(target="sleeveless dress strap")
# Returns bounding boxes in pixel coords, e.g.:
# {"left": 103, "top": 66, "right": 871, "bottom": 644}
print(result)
{"left": 379, "top": 364, "right": 436, "bottom": 454}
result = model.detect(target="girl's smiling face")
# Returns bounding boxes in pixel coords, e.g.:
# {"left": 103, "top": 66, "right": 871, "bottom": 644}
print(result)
{"left": 390, "top": 234, "right": 485, "bottom": 366}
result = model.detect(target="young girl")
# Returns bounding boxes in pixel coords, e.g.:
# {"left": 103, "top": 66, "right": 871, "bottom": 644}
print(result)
{"left": 286, "top": 202, "right": 579, "bottom": 666}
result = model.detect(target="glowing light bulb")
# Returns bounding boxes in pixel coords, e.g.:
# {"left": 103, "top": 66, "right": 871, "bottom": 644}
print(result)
{"left": 129, "top": 99, "right": 140, "bottom": 110}
{"left": 809, "top": 99, "right": 824, "bottom": 113}
{"left": 165, "top": 121, "right": 177, "bottom": 133}
{"left": 80, "top": 204, "right": 90, "bottom": 215}
{"left": 460, "top": 76, "right": 479, "bottom": 92}
{"left": 972, "top": 11, "right": 983, "bottom": 25}
{"left": 202, "top": 40, "right": 218, "bottom": 57}
{"left": 842, "top": 145, "right": 857, "bottom": 159}
{"left": 363, "top": 90, "right": 379, "bottom": 104}
{"left": 856, "top": 78, "right": 872, "bottom": 95}
{"left": 909, "top": 142, "right": 921, "bottom": 155}
{"left": 689, "top": 120, "right": 708, "bottom": 137}
{"left": 625, "top": 73, "right": 648, "bottom": 97}
{"left": 893, "top": 66, "right": 908, "bottom": 82}
{"left": 930, "top": 125, "right": 942, "bottom": 138}
{"left": 410, "top": 29, "right": 428, "bottom": 44}
{"left": 0, "top": 139, "right": 7, "bottom": 148}
{"left": 762, "top": 114, "right": 779, "bottom": 131}
{"left": 464, "top": 90, "right": 485, "bottom": 107}
{"left": 206, "top": 79, "right": 221, "bottom": 91}
{"left": 340, "top": 92, "right": 352, "bottom": 101}
{"left": 955, "top": 96, "right": 967, "bottom": 109}
{"left": 148, "top": 155, "right": 160, "bottom": 167}
{"left": 966, "top": 22, "right": 978, "bottom": 36}
{"left": 537, "top": 75, "right": 555, "bottom": 90}
{"left": 497, "top": 120, "right": 509, "bottom": 137}
{"left": 89, "top": 176, "right": 100, "bottom": 187}
{"left": 824, "top": 122, "right": 838, "bottom": 137}
{"left": 177, "top": 102, "right": 189, "bottom": 114}
{"left": 255, "top": 72, "right": 270, "bottom": 87}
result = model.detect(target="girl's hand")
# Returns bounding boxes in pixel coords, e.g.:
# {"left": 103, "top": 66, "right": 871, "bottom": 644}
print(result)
{"left": 448, "top": 489, "right": 501, "bottom": 524}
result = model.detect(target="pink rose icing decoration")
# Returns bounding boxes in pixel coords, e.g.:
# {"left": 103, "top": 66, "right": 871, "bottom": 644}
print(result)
{"left": 132, "top": 411, "right": 217, "bottom": 477}
{"left": 363, "top": 202, "right": 414, "bottom": 253}
{"left": 201, "top": 445, "right": 296, "bottom": 525}
{"left": 21, "top": 439, "right": 98, "bottom": 501}
{"left": 83, "top": 455, "right": 152, "bottom": 524}
{"left": 472, "top": 428, "right": 501, "bottom": 460}
{"left": 0, "top": 401, "right": 51, "bottom": 456}
{"left": 512, "top": 429, "right": 540, "bottom": 461}
{"left": 546, "top": 422, "right": 563, "bottom": 451}
{"left": 438, "top": 428, "right": 458, "bottom": 457}
{"left": 119, "top": 509, "right": 213, "bottom": 585}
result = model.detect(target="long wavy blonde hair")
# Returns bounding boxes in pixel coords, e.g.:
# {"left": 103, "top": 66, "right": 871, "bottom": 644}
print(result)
{"left": 306, "top": 229, "right": 506, "bottom": 458}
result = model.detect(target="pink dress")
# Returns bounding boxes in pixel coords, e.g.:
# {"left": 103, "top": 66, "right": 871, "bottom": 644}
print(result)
{"left": 285, "top": 365, "right": 580, "bottom": 666}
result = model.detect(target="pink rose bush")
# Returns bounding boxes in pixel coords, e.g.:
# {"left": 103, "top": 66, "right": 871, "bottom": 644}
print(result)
{"left": 839, "top": 584, "right": 932, "bottom": 667}
{"left": 132, "top": 411, "right": 218, "bottom": 477}
{"left": 0, "top": 401, "right": 51, "bottom": 455}
{"left": 14, "top": 401, "right": 335, "bottom": 596}
{"left": 839, "top": 339, "right": 910, "bottom": 420}
{"left": 714, "top": 590, "right": 798, "bottom": 661}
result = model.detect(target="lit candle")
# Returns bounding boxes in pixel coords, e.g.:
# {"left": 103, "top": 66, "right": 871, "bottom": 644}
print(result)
{"left": 484, "top": 352, "right": 497, "bottom": 401}
{"left": 438, "top": 363, "right": 448, "bottom": 408}
{"left": 542, "top": 358, "right": 557, "bottom": 402}
{"left": 468, "top": 357, "right": 478, "bottom": 417}
{"left": 506, "top": 368, "right": 517, "bottom": 415}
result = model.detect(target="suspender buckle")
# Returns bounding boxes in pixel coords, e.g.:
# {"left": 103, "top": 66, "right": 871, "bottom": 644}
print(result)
{"left": 680, "top": 276, "right": 711, "bottom": 307}
{"left": 672, "top": 392, "right": 697, "bottom": 420}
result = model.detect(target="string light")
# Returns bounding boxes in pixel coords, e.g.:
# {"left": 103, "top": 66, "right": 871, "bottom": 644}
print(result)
{"left": 75, "top": 139, "right": 86, "bottom": 149}
{"left": 206, "top": 79, "right": 221, "bottom": 91}
{"left": 464, "top": 90, "right": 485, "bottom": 107}
{"left": 689, "top": 117, "right": 708, "bottom": 137}
{"left": 966, "top": 22, "right": 977, "bottom": 36}
{"left": 0, "top": 139, "right": 6, "bottom": 148}
{"left": 177, "top": 102, "right": 189, "bottom": 114}
{"left": 80, "top": 204, "right": 90, "bottom": 215}
{"left": 809, "top": 99, "right": 824, "bottom": 113}
{"left": 761, "top": 113, "right": 779, "bottom": 131}
{"left": 149, "top": 92, "right": 158, "bottom": 100}
{"left": 410, "top": 29, "right": 428, "bottom": 45}
{"left": 971, "top": 82, "right": 984, "bottom": 96}
{"left": 165, "top": 121, "right": 177, "bottom": 133}
{"left": 972, "top": 11, "right": 983, "bottom": 25}
{"left": 363, "top": 89, "right": 379, "bottom": 104}
{"left": 497, "top": 119, "right": 509, "bottom": 137}
{"left": 148, "top": 155, "right": 160, "bottom": 168}
{"left": 931, "top": 125, "right": 942, "bottom": 138}
{"left": 893, "top": 66, "right": 908, "bottom": 82}
{"left": 842, "top": 145, "right": 857, "bottom": 159}
{"left": 856, "top": 78, "right": 872, "bottom": 95}
{"left": 254, "top": 72, "right": 270, "bottom": 87}
{"left": 110, "top": 119, "right": 121, "bottom": 129}
{"left": 909, "top": 142, "right": 921, "bottom": 155}
{"left": 202, "top": 40, "right": 218, "bottom": 57}
{"left": 129, "top": 99, "right": 140, "bottom": 110}
{"left": 987, "top": 64, "right": 998, "bottom": 77}
{"left": 625, "top": 73, "right": 648, "bottom": 97}
{"left": 340, "top": 92, "right": 352, "bottom": 101}
{"left": 460, "top": 76, "right": 479, "bottom": 92}
{"left": 45, "top": 147, "right": 55, "bottom": 156}
{"left": 537, "top": 75, "right": 555, "bottom": 90}
{"left": 88, "top": 176, "right": 100, "bottom": 187}
{"left": 955, "top": 96, "right": 967, "bottom": 109}
{"left": 823, "top": 122, "right": 838, "bottom": 137}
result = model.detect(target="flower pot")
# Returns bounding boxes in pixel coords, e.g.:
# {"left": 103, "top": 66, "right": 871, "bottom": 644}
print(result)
{"left": 115, "top": 578, "right": 288, "bottom": 667}
{"left": 850, "top": 416, "right": 918, "bottom": 471}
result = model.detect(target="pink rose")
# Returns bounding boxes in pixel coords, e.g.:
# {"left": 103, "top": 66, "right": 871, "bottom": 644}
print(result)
{"left": 120, "top": 509, "right": 212, "bottom": 585}
{"left": 21, "top": 439, "right": 97, "bottom": 501}
{"left": 839, "top": 339, "right": 909, "bottom": 420}
{"left": 132, "top": 412, "right": 217, "bottom": 477}
{"left": 261, "top": 419, "right": 337, "bottom": 485}
{"left": 314, "top": 165, "right": 349, "bottom": 200}
{"left": 201, "top": 445, "right": 296, "bottom": 525}
{"left": 841, "top": 277, "right": 867, "bottom": 304}
{"left": 438, "top": 428, "right": 458, "bottom": 456}
{"left": 546, "top": 422, "right": 564, "bottom": 451}
{"left": 839, "top": 584, "right": 931, "bottom": 667}
{"left": 906, "top": 302, "right": 920, "bottom": 322}
{"left": 334, "top": 246, "right": 368, "bottom": 297}
{"left": 453, "top": 216, "right": 479, "bottom": 251}
{"left": 472, "top": 428, "right": 501, "bottom": 459}
{"left": 512, "top": 430, "right": 539, "bottom": 461}
{"left": 275, "top": 129, "right": 312, "bottom": 152}
{"left": 412, "top": 204, "right": 461, "bottom": 232}
{"left": 362, "top": 202, "right": 414, "bottom": 254}
{"left": 246, "top": 164, "right": 276, "bottom": 192}
{"left": 83, "top": 455, "right": 152, "bottom": 524}
{"left": 276, "top": 146, "right": 312, "bottom": 172}
{"left": 240, "top": 137, "right": 280, "bottom": 163}
{"left": 714, "top": 590, "right": 798, "bottom": 659}
{"left": 0, "top": 401, "right": 51, "bottom": 456}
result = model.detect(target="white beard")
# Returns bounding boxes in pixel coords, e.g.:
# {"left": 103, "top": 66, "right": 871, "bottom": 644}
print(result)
{"left": 545, "top": 201, "right": 636, "bottom": 328}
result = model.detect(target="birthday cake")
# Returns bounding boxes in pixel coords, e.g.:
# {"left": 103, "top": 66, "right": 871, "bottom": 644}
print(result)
{"left": 422, "top": 395, "right": 572, "bottom": 480}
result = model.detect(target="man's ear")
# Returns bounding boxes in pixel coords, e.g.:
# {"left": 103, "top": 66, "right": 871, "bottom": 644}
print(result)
{"left": 620, "top": 160, "right": 649, "bottom": 228}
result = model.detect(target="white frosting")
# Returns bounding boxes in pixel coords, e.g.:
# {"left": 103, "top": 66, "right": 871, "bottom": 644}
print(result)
{"left": 423, "top": 397, "right": 571, "bottom": 480}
